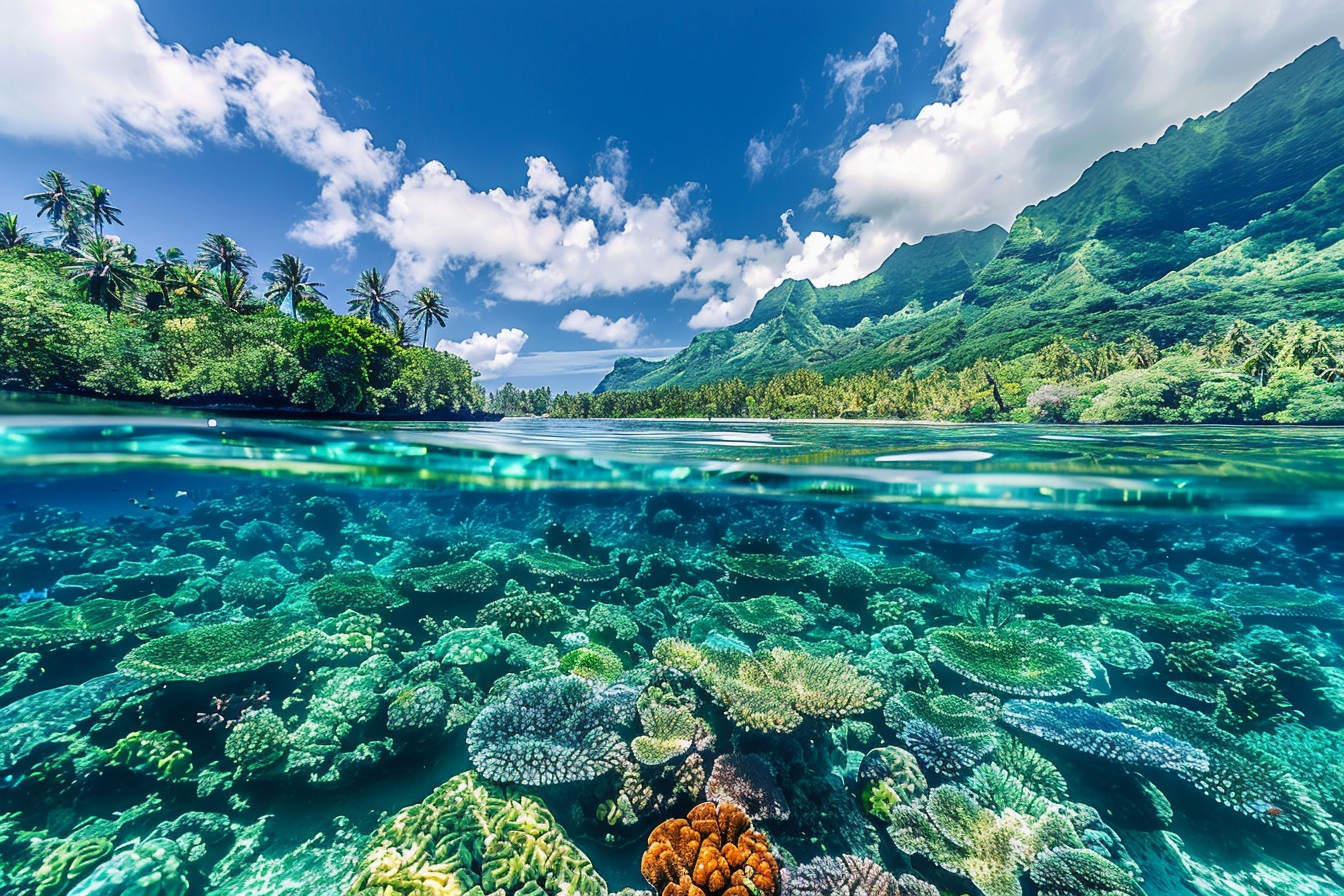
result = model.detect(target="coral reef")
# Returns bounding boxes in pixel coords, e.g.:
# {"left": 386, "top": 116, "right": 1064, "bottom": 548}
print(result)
{"left": 641, "top": 801, "right": 778, "bottom": 896}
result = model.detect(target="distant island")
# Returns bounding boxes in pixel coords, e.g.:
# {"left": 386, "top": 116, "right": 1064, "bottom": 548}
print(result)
{"left": 0, "top": 175, "right": 490, "bottom": 420}
{"left": 537, "top": 39, "right": 1344, "bottom": 424}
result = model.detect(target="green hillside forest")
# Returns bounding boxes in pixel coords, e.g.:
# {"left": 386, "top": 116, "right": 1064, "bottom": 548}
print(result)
{"left": 572, "top": 39, "right": 1344, "bottom": 424}
{"left": 0, "top": 175, "right": 484, "bottom": 418}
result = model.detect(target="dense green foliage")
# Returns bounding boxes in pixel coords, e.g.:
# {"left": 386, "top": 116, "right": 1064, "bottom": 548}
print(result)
{"left": 596, "top": 40, "right": 1344, "bottom": 415}
{"left": 0, "top": 183, "right": 484, "bottom": 416}
{"left": 551, "top": 321, "right": 1344, "bottom": 422}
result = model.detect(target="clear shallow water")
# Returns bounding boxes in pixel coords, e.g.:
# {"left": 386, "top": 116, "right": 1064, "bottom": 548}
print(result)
{"left": 1, "top": 407, "right": 1344, "bottom": 896}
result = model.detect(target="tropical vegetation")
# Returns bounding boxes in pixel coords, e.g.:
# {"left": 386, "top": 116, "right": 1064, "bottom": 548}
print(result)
{"left": 0, "top": 174, "right": 482, "bottom": 417}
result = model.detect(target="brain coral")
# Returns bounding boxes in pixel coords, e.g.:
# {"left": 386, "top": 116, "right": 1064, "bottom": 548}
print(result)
{"left": 784, "top": 855, "right": 938, "bottom": 896}
{"left": 345, "top": 770, "right": 607, "bottom": 896}
{"left": 641, "top": 801, "right": 778, "bottom": 896}
{"left": 118, "top": 617, "right": 319, "bottom": 682}
{"left": 466, "top": 675, "right": 635, "bottom": 785}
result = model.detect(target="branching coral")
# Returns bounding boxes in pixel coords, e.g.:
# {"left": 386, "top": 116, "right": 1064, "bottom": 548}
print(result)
{"left": 641, "top": 801, "right": 778, "bottom": 896}
{"left": 705, "top": 754, "right": 790, "bottom": 821}
{"left": 884, "top": 691, "right": 1000, "bottom": 755}
{"left": 477, "top": 580, "right": 569, "bottom": 632}
{"left": 224, "top": 708, "right": 289, "bottom": 777}
{"left": 118, "top": 617, "right": 319, "bottom": 682}
{"left": 345, "top": 770, "right": 607, "bottom": 896}
{"left": 783, "top": 855, "right": 938, "bottom": 896}
{"left": 653, "top": 639, "right": 882, "bottom": 733}
{"left": 466, "top": 675, "right": 635, "bottom": 785}
{"left": 926, "top": 625, "right": 1090, "bottom": 696}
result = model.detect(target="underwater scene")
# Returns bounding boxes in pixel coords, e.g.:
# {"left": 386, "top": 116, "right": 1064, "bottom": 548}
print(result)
{"left": 3, "top": 414, "right": 1344, "bottom": 896}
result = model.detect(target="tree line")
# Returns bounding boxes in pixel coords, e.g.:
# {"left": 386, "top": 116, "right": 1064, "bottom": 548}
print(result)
{"left": 0, "top": 171, "right": 483, "bottom": 416}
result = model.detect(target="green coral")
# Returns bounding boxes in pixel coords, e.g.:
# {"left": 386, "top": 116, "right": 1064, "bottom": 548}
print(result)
{"left": 710, "top": 594, "right": 814, "bottom": 635}
{"left": 108, "top": 730, "right": 194, "bottom": 781}
{"left": 887, "top": 785, "right": 1075, "bottom": 896}
{"left": 585, "top": 602, "right": 640, "bottom": 642}
{"left": 396, "top": 559, "right": 498, "bottom": 594}
{"left": 224, "top": 708, "right": 290, "bottom": 777}
{"left": 430, "top": 624, "right": 507, "bottom": 666}
{"left": 1013, "top": 590, "right": 1239, "bottom": 641}
{"left": 558, "top": 644, "right": 624, "bottom": 683}
{"left": 721, "top": 552, "right": 821, "bottom": 582}
{"left": 631, "top": 687, "right": 704, "bottom": 765}
{"left": 34, "top": 837, "right": 113, "bottom": 896}
{"left": 477, "top": 581, "right": 568, "bottom": 632}
{"left": 344, "top": 770, "right": 607, "bottom": 896}
{"left": 858, "top": 746, "right": 927, "bottom": 821}
{"left": 926, "top": 624, "right": 1090, "bottom": 696}
{"left": 654, "top": 638, "right": 883, "bottom": 733}
{"left": 65, "top": 837, "right": 187, "bottom": 896}
{"left": 1029, "top": 848, "right": 1147, "bottom": 896}
{"left": 516, "top": 547, "right": 617, "bottom": 583}
{"left": 0, "top": 596, "right": 174, "bottom": 650}
{"left": 993, "top": 737, "right": 1068, "bottom": 802}
{"left": 307, "top": 570, "right": 406, "bottom": 615}
{"left": 1215, "top": 583, "right": 1344, "bottom": 619}
{"left": 884, "top": 690, "right": 1000, "bottom": 755}
{"left": 118, "top": 617, "right": 319, "bottom": 682}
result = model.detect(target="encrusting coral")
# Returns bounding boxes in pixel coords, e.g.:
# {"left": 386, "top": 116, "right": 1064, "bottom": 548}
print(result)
{"left": 641, "top": 801, "right": 779, "bottom": 896}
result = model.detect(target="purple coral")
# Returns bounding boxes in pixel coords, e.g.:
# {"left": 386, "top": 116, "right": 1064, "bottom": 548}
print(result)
{"left": 705, "top": 753, "right": 790, "bottom": 821}
{"left": 783, "top": 855, "right": 938, "bottom": 896}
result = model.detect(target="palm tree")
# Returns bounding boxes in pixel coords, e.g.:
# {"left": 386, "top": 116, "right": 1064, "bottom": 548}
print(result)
{"left": 174, "top": 266, "right": 210, "bottom": 302}
{"left": 262, "top": 254, "right": 326, "bottom": 318}
{"left": 196, "top": 233, "right": 256, "bottom": 281}
{"left": 406, "top": 287, "right": 449, "bottom": 348}
{"left": 0, "top": 213, "right": 31, "bottom": 249}
{"left": 143, "top": 247, "right": 185, "bottom": 309}
{"left": 81, "top": 184, "right": 123, "bottom": 238}
{"left": 64, "top": 236, "right": 138, "bottom": 321}
{"left": 24, "top": 170, "right": 81, "bottom": 227}
{"left": 346, "top": 267, "right": 401, "bottom": 328}
{"left": 211, "top": 271, "right": 256, "bottom": 312}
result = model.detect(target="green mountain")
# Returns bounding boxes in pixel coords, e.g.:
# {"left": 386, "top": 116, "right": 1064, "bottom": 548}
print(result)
{"left": 599, "top": 38, "right": 1344, "bottom": 393}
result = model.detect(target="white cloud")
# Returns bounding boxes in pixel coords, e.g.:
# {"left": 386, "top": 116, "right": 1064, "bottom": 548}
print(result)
{"left": 0, "top": 0, "right": 398, "bottom": 247}
{"left": 436, "top": 328, "right": 529, "bottom": 376}
{"left": 558, "top": 309, "right": 645, "bottom": 347}
{"left": 830, "top": 0, "right": 1344, "bottom": 242}
{"left": 504, "top": 346, "right": 685, "bottom": 378}
{"left": 745, "top": 137, "right": 773, "bottom": 183}
{"left": 826, "top": 33, "right": 899, "bottom": 118}
{"left": 376, "top": 149, "right": 705, "bottom": 302}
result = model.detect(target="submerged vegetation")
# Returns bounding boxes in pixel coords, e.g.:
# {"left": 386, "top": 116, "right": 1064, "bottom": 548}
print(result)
{"left": 0, "top": 172, "right": 484, "bottom": 417}
{"left": 0, "top": 452, "right": 1342, "bottom": 895}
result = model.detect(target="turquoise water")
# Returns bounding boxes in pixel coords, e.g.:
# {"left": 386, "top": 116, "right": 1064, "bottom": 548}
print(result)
{"left": 2, "top": 409, "right": 1344, "bottom": 896}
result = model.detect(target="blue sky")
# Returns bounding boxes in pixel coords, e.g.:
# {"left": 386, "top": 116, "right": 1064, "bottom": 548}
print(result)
{"left": 3, "top": 1, "right": 1343, "bottom": 391}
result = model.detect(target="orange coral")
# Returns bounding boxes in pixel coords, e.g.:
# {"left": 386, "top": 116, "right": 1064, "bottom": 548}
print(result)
{"left": 642, "top": 801, "right": 778, "bottom": 896}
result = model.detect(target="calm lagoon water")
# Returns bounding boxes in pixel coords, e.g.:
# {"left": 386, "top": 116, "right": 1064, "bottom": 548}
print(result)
{"left": 2, "top": 407, "right": 1344, "bottom": 896}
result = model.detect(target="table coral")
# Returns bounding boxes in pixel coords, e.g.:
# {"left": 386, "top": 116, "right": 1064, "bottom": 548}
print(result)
{"left": 641, "top": 801, "right": 778, "bottom": 896}
{"left": 1001, "top": 700, "right": 1209, "bottom": 775}
{"left": 118, "top": 617, "right": 319, "bottom": 682}
{"left": 307, "top": 569, "right": 405, "bottom": 615}
{"left": 927, "top": 624, "right": 1090, "bottom": 696}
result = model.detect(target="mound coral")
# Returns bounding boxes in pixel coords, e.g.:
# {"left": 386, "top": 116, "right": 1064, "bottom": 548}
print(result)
{"left": 642, "top": 801, "right": 778, "bottom": 896}
{"left": 705, "top": 754, "right": 790, "bottom": 821}
{"left": 653, "top": 639, "right": 882, "bottom": 733}
{"left": 926, "top": 625, "right": 1090, "bottom": 696}
{"left": 224, "top": 708, "right": 290, "bottom": 777}
{"left": 1001, "top": 700, "right": 1209, "bottom": 775}
{"left": 478, "top": 582, "right": 569, "bottom": 632}
{"left": 466, "top": 676, "right": 634, "bottom": 785}
{"left": 345, "top": 770, "right": 607, "bottom": 896}
{"left": 118, "top": 617, "right": 319, "bottom": 682}
{"left": 307, "top": 569, "right": 405, "bottom": 615}
{"left": 784, "top": 855, "right": 938, "bottom": 896}
{"left": 386, "top": 683, "right": 449, "bottom": 739}
{"left": 66, "top": 838, "right": 187, "bottom": 896}
{"left": 559, "top": 644, "right": 625, "bottom": 683}
{"left": 430, "top": 624, "right": 507, "bottom": 665}
{"left": 108, "top": 730, "right": 194, "bottom": 781}
{"left": 858, "top": 746, "right": 928, "bottom": 820}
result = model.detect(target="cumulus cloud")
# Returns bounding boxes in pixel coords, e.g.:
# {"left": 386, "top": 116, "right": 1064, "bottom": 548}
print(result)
{"left": 558, "top": 309, "right": 645, "bottom": 347}
{"left": 830, "top": 0, "right": 1344, "bottom": 241}
{"left": 826, "top": 32, "right": 899, "bottom": 118}
{"left": 377, "top": 147, "right": 704, "bottom": 301}
{"left": 0, "top": 0, "right": 398, "bottom": 247}
{"left": 436, "top": 328, "right": 529, "bottom": 376}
